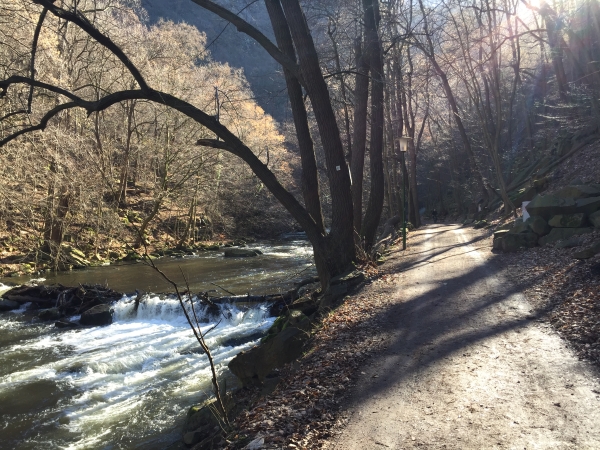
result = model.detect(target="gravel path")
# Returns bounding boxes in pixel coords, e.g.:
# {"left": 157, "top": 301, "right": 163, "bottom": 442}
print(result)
{"left": 328, "top": 224, "right": 600, "bottom": 449}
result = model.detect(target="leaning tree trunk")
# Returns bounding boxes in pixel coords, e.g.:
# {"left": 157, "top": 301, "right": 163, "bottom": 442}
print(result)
{"left": 279, "top": 0, "right": 356, "bottom": 286}
{"left": 265, "top": 0, "right": 332, "bottom": 284}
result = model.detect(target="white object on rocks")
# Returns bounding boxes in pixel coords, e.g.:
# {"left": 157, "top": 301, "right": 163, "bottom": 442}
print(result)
{"left": 522, "top": 201, "right": 531, "bottom": 221}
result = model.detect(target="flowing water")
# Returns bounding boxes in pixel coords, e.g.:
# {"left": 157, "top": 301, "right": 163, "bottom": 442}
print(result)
{"left": 0, "top": 241, "right": 314, "bottom": 449}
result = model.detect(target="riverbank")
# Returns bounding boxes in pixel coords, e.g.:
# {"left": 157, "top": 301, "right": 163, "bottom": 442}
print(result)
{"left": 0, "top": 237, "right": 261, "bottom": 279}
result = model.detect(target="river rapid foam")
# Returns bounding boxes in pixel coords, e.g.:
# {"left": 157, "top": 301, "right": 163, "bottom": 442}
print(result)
{"left": 0, "top": 294, "right": 274, "bottom": 449}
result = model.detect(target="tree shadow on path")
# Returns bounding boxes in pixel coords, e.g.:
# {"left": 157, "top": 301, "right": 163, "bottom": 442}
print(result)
{"left": 338, "top": 225, "right": 557, "bottom": 414}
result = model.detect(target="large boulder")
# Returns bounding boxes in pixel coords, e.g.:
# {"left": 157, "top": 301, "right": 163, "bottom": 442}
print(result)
{"left": 526, "top": 216, "right": 551, "bottom": 236}
{"left": 80, "top": 304, "right": 113, "bottom": 326}
{"left": 223, "top": 248, "right": 263, "bottom": 257}
{"left": 508, "top": 219, "right": 530, "bottom": 234}
{"left": 538, "top": 227, "right": 594, "bottom": 246}
{"left": 590, "top": 210, "right": 600, "bottom": 228}
{"left": 229, "top": 325, "right": 309, "bottom": 386}
{"left": 38, "top": 308, "right": 61, "bottom": 321}
{"left": 0, "top": 299, "right": 20, "bottom": 312}
{"left": 501, "top": 232, "right": 538, "bottom": 252}
{"left": 526, "top": 195, "right": 577, "bottom": 219}
{"left": 573, "top": 196, "right": 600, "bottom": 216}
{"left": 554, "top": 185, "right": 600, "bottom": 199}
{"left": 548, "top": 213, "right": 587, "bottom": 228}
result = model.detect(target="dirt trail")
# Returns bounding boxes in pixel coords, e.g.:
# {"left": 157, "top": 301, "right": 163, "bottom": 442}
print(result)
{"left": 328, "top": 224, "right": 600, "bottom": 449}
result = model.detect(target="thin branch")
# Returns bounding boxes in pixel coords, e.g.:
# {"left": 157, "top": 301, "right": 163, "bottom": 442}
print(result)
{"left": 210, "top": 282, "right": 237, "bottom": 296}
{"left": 28, "top": 8, "right": 48, "bottom": 113}
{"left": 189, "top": 0, "right": 305, "bottom": 86}
{"left": 32, "top": 0, "right": 150, "bottom": 91}
{"left": 0, "top": 102, "right": 76, "bottom": 146}
{"left": 134, "top": 232, "right": 230, "bottom": 425}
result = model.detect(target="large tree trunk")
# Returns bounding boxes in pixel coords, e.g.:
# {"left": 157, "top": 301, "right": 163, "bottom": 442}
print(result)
{"left": 279, "top": 0, "right": 356, "bottom": 285}
{"left": 265, "top": 0, "right": 325, "bottom": 234}
{"left": 350, "top": 35, "right": 370, "bottom": 233}
{"left": 360, "top": 0, "right": 385, "bottom": 249}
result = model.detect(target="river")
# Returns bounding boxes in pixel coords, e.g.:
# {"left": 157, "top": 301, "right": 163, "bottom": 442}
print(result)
{"left": 0, "top": 241, "right": 314, "bottom": 449}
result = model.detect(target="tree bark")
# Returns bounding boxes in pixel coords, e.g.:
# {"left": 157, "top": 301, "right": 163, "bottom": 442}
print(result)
{"left": 264, "top": 0, "right": 325, "bottom": 234}
{"left": 360, "top": 0, "right": 386, "bottom": 249}
{"left": 351, "top": 35, "right": 370, "bottom": 233}
{"left": 279, "top": 0, "right": 356, "bottom": 284}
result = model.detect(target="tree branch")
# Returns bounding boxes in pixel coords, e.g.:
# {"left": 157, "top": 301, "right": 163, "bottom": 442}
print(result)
{"left": 189, "top": 0, "right": 305, "bottom": 86}
{"left": 0, "top": 78, "right": 324, "bottom": 252}
{"left": 0, "top": 102, "right": 76, "bottom": 146}
{"left": 32, "top": 0, "right": 150, "bottom": 92}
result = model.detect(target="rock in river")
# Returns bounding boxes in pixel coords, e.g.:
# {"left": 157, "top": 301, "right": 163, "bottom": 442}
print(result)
{"left": 80, "top": 304, "right": 113, "bottom": 326}
{"left": 223, "top": 248, "right": 263, "bottom": 257}
{"left": 0, "top": 299, "right": 20, "bottom": 311}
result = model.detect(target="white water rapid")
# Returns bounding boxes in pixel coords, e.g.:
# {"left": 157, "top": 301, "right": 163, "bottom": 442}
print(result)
{"left": 0, "top": 292, "right": 275, "bottom": 449}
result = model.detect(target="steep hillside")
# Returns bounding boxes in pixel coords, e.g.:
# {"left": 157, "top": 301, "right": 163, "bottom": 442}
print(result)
{"left": 141, "top": 0, "right": 287, "bottom": 119}
{"left": 483, "top": 137, "right": 600, "bottom": 370}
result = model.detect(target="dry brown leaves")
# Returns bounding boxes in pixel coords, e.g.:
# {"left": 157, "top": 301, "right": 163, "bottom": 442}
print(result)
{"left": 499, "top": 230, "right": 600, "bottom": 366}
{"left": 546, "top": 140, "right": 600, "bottom": 189}
{"left": 226, "top": 277, "right": 397, "bottom": 449}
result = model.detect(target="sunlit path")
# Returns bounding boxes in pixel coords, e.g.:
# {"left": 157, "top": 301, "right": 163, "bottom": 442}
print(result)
{"left": 329, "top": 224, "right": 600, "bottom": 449}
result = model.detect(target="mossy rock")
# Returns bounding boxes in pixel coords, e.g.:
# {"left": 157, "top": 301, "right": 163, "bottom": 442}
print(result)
{"left": 263, "top": 315, "right": 287, "bottom": 340}
{"left": 548, "top": 213, "right": 587, "bottom": 228}
{"left": 229, "top": 325, "right": 309, "bottom": 386}
{"left": 262, "top": 310, "right": 311, "bottom": 343}
{"left": 184, "top": 395, "right": 233, "bottom": 446}
{"left": 122, "top": 252, "right": 142, "bottom": 261}
{"left": 526, "top": 216, "right": 551, "bottom": 237}
{"left": 526, "top": 195, "right": 577, "bottom": 219}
